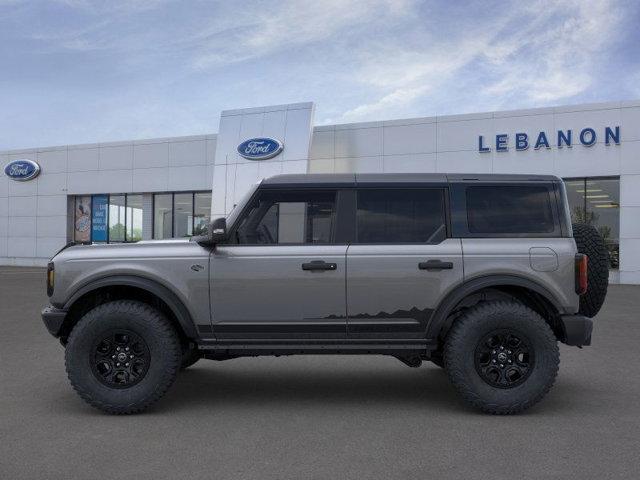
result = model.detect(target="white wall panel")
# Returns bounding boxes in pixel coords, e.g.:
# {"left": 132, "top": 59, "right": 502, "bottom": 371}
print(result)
{"left": 282, "top": 106, "right": 315, "bottom": 162}
{"left": 309, "top": 130, "right": 334, "bottom": 159}
{"left": 36, "top": 237, "right": 65, "bottom": 258}
{"left": 334, "top": 156, "right": 383, "bottom": 173}
{"left": 7, "top": 237, "right": 36, "bottom": 257}
{"left": 68, "top": 147, "right": 99, "bottom": 171}
{"left": 308, "top": 158, "right": 334, "bottom": 173}
{"left": 8, "top": 195, "right": 36, "bottom": 216}
{"left": 620, "top": 140, "right": 640, "bottom": 174}
{"left": 68, "top": 169, "right": 133, "bottom": 194}
{"left": 36, "top": 149, "right": 67, "bottom": 174}
{"left": 620, "top": 107, "right": 640, "bottom": 142}
{"left": 99, "top": 144, "right": 133, "bottom": 170}
{"left": 334, "top": 127, "right": 382, "bottom": 158}
{"left": 167, "top": 165, "right": 208, "bottom": 191}
{"left": 169, "top": 140, "right": 206, "bottom": 167}
{"left": 36, "top": 195, "right": 68, "bottom": 217}
{"left": 133, "top": 167, "right": 169, "bottom": 192}
{"left": 383, "top": 123, "right": 436, "bottom": 155}
{"left": 383, "top": 153, "right": 437, "bottom": 173}
{"left": 134, "top": 142, "right": 169, "bottom": 169}
{"left": 437, "top": 150, "right": 492, "bottom": 173}
{"left": 37, "top": 215, "right": 67, "bottom": 237}
{"left": 438, "top": 118, "right": 494, "bottom": 152}
{"left": 8, "top": 217, "right": 36, "bottom": 237}
{"left": 37, "top": 173, "right": 67, "bottom": 195}
{"left": 8, "top": 178, "right": 37, "bottom": 196}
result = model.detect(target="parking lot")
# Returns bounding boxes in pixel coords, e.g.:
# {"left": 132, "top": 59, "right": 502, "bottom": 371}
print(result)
{"left": 1, "top": 266, "right": 639, "bottom": 479}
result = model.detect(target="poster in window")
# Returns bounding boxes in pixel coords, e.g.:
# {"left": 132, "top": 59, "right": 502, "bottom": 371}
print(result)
{"left": 74, "top": 196, "right": 92, "bottom": 242}
{"left": 91, "top": 194, "right": 108, "bottom": 242}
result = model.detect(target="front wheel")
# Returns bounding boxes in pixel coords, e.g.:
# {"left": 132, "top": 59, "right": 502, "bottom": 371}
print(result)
{"left": 444, "top": 301, "right": 559, "bottom": 414}
{"left": 65, "top": 300, "right": 181, "bottom": 414}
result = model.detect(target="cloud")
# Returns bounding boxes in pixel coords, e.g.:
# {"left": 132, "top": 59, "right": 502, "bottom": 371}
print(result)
{"left": 191, "top": 0, "right": 412, "bottom": 69}
{"left": 334, "top": 0, "right": 626, "bottom": 122}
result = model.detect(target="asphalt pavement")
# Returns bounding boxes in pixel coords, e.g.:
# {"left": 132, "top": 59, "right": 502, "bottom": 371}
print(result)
{"left": 1, "top": 267, "right": 639, "bottom": 479}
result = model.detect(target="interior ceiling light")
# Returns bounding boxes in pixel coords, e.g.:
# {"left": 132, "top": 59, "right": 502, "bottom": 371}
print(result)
{"left": 586, "top": 195, "right": 609, "bottom": 199}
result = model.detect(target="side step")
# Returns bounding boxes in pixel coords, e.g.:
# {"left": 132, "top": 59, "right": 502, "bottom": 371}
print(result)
{"left": 196, "top": 339, "right": 437, "bottom": 357}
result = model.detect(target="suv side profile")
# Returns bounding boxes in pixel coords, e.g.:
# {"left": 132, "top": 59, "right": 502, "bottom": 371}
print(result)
{"left": 41, "top": 174, "right": 608, "bottom": 414}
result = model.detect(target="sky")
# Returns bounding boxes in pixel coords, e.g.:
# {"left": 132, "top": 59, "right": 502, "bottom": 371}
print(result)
{"left": 1, "top": 0, "right": 639, "bottom": 150}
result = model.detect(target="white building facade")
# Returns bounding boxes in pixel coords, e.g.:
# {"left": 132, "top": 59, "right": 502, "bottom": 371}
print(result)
{"left": 1, "top": 100, "right": 639, "bottom": 283}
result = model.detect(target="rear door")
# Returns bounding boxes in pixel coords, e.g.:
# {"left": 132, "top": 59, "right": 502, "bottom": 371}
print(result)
{"left": 210, "top": 188, "right": 348, "bottom": 339}
{"left": 346, "top": 187, "right": 463, "bottom": 339}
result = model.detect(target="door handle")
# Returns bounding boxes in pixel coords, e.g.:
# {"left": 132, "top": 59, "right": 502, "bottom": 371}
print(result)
{"left": 302, "top": 260, "right": 337, "bottom": 271}
{"left": 419, "top": 260, "right": 453, "bottom": 271}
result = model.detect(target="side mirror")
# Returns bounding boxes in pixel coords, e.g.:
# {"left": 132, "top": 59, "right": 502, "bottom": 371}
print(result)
{"left": 194, "top": 217, "right": 227, "bottom": 247}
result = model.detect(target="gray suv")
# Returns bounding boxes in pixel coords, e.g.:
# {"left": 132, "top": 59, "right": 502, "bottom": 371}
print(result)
{"left": 41, "top": 174, "right": 609, "bottom": 414}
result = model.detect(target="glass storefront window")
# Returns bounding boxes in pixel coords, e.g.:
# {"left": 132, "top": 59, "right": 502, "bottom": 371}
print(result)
{"left": 194, "top": 192, "right": 212, "bottom": 236}
{"left": 126, "top": 194, "right": 143, "bottom": 242}
{"left": 74, "top": 196, "right": 92, "bottom": 243}
{"left": 154, "top": 194, "right": 172, "bottom": 239}
{"left": 174, "top": 193, "right": 193, "bottom": 238}
{"left": 564, "top": 177, "right": 620, "bottom": 269}
{"left": 108, "top": 195, "right": 126, "bottom": 242}
{"left": 72, "top": 191, "right": 212, "bottom": 242}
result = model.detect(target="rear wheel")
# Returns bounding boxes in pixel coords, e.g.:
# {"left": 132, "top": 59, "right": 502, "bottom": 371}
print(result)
{"left": 444, "top": 301, "right": 559, "bottom": 414}
{"left": 65, "top": 300, "right": 181, "bottom": 414}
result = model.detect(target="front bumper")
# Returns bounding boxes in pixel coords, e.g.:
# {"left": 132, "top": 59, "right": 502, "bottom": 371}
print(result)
{"left": 559, "top": 314, "right": 593, "bottom": 347}
{"left": 41, "top": 305, "right": 67, "bottom": 338}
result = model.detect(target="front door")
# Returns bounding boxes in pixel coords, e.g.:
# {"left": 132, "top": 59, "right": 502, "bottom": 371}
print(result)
{"left": 210, "top": 188, "right": 347, "bottom": 339}
{"left": 346, "top": 187, "right": 463, "bottom": 339}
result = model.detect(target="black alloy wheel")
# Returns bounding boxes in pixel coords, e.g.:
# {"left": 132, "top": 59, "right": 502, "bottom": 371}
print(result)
{"left": 474, "top": 330, "right": 533, "bottom": 388}
{"left": 91, "top": 330, "right": 150, "bottom": 388}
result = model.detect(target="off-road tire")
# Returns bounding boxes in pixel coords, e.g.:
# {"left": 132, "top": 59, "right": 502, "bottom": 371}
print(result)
{"left": 180, "top": 346, "right": 201, "bottom": 370}
{"left": 430, "top": 351, "right": 444, "bottom": 368}
{"left": 65, "top": 300, "right": 181, "bottom": 414}
{"left": 573, "top": 222, "right": 609, "bottom": 318}
{"left": 444, "top": 301, "right": 559, "bottom": 414}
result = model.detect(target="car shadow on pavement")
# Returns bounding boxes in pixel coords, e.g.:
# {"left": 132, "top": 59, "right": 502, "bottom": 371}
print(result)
{"left": 150, "top": 361, "right": 588, "bottom": 415}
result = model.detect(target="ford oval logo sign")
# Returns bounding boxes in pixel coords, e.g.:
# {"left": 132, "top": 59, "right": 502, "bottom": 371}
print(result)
{"left": 237, "top": 137, "right": 283, "bottom": 160}
{"left": 4, "top": 159, "right": 41, "bottom": 181}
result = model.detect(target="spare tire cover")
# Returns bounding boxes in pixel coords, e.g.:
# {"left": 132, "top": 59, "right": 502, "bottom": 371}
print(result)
{"left": 572, "top": 223, "right": 609, "bottom": 318}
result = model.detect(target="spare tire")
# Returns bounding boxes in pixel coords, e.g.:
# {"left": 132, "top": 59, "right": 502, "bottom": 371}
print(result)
{"left": 572, "top": 223, "right": 609, "bottom": 317}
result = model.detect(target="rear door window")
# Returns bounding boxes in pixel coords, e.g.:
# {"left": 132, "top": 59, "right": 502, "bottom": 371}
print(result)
{"left": 466, "top": 185, "right": 555, "bottom": 234}
{"left": 355, "top": 189, "right": 446, "bottom": 243}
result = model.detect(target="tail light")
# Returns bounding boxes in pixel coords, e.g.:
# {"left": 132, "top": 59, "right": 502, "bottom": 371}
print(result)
{"left": 47, "top": 262, "right": 54, "bottom": 297}
{"left": 575, "top": 254, "right": 588, "bottom": 295}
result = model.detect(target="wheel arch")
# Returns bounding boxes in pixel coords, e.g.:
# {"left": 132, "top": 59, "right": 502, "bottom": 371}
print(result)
{"left": 427, "top": 274, "right": 564, "bottom": 342}
{"left": 59, "top": 275, "right": 198, "bottom": 343}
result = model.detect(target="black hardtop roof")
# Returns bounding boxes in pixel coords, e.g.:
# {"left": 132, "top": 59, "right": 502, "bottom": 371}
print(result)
{"left": 260, "top": 173, "right": 560, "bottom": 188}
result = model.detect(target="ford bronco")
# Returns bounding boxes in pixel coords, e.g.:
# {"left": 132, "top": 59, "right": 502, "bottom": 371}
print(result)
{"left": 41, "top": 174, "right": 609, "bottom": 414}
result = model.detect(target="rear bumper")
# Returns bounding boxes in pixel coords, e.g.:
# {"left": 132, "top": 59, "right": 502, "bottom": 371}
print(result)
{"left": 559, "top": 314, "right": 593, "bottom": 347}
{"left": 41, "top": 305, "right": 67, "bottom": 338}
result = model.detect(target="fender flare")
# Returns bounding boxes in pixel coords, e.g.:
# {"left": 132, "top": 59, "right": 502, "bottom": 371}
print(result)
{"left": 62, "top": 275, "right": 198, "bottom": 339}
{"left": 426, "top": 274, "right": 564, "bottom": 340}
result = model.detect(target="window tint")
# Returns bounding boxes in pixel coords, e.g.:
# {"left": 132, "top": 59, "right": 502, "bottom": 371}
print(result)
{"left": 466, "top": 186, "right": 555, "bottom": 234}
{"left": 235, "top": 190, "right": 336, "bottom": 244}
{"left": 356, "top": 189, "right": 446, "bottom": 243}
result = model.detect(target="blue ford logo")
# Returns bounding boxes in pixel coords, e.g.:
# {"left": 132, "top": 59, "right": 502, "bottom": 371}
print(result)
{"left": 4, "top": 159, "right": 41, "bottom": 181}
{"left": 237, "top": 137, "right": 283, "bottom": 160}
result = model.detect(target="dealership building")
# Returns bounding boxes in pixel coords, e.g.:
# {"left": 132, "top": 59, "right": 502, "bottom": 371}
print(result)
{"left": 1, "top": 100, "right": 639, "bottom": 283}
